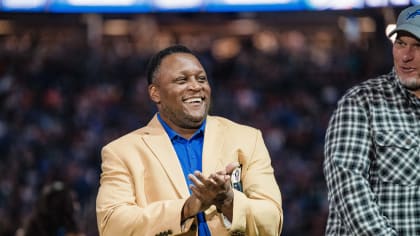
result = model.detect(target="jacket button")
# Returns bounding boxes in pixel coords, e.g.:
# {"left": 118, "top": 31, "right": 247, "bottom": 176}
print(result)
{"left": 231, "top": 231, "right": 244, "bottom": 236}
{"left": 167, "top": 229, "right": 173, "bottom": 235}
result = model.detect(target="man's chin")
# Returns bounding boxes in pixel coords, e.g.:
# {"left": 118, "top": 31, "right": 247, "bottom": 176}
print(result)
{"left": 185, "top": 113, "right": 206, "bottom": 125}
{"left": 400, "top": 77, "right": 420, "bottom": 91}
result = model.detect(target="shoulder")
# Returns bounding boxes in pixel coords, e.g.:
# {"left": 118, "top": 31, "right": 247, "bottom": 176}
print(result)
{"left": 102, "top": 128, "right": 145, "bottom": 150}
{"left": 340, "top": 71, "right": 396, "bottom": 104}
{"left": 346, "top": 72, "right": 394, "bottom": 97}
{"left": 102, "top": 115, "right": 161, "bottom": 150}
{"left": 207, "top": 115, "right": 260, "bottom": 135}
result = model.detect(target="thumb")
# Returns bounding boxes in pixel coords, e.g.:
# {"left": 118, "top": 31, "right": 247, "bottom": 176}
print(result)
{"left": 225, "top": 162, "right": 240, "bottom": 175}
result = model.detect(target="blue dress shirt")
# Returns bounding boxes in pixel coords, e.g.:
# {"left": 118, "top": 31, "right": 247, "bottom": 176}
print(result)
{"left": 157, "top": 114, "right": 211, "bottom": 236}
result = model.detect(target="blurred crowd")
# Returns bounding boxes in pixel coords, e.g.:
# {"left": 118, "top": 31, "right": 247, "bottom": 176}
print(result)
{"left": 0, "top": 12, "right": 394, "bottom": 236}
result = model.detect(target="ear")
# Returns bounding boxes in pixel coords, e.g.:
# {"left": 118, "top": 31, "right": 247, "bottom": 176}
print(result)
{"left": 148, "top": 84, "right": 160, "bottom": 104}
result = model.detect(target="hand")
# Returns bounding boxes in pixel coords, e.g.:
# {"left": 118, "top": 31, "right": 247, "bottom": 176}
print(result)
{"left": 182, "top": 194, "right": 205, "bottom": 221}
{"left": 218, "top": 162, "right": 241, "bottom": 221}
{"left": 188, "top": 170, "right": 231, "bottom": 209}
{"left": 225, "top": 162, "right": 241, "bottom": 176}
{"left": 188, "top": 162, "right": 240, "bottom": 220}
{"left": 182, "top": 170, "right": 230, "bottom": 222}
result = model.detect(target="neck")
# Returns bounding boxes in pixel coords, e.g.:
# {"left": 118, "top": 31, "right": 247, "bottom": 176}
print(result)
{"left": 158, "top": 114, "right": 203, "bottom": 140}
{"left": 174, "top": 127, "right": 199, "bottom": 140}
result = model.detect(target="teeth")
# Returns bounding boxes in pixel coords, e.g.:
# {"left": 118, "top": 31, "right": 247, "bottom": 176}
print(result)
{"left": 185, "top": 97, "right": 202, "bottom": 103}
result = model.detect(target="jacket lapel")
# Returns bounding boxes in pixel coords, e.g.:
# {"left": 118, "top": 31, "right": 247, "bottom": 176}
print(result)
{"left": 141, "top": 115, "right": 226, "bottom": 197}
{"left": 202, "top": 116, "right": 226, "bottom": 176}
{"left": 142, "top": 115, "right": 190, "bottom": 198}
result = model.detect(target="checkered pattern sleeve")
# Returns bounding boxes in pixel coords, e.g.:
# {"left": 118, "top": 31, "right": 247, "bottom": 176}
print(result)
{"left": 323, "top": 92, "right": 398, "bottom": 235}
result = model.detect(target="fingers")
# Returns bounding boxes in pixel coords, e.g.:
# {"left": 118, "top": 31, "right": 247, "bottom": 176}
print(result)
{"left": 189, "top": 171, "right": 229, "bottom": 188}
{"left": 209, "top": 172, "right": 229, "bottom": 186}
{"left": 188, "top": 169, "right": 235, "bottom": 214}
{"left": 189, "top": 184, "right": 203, "bottom": 200}
{"left": 188, "top": 171, "right": 204, "bottom": 188}
{"left": 188, "top": 171, "right": 230, "bottom": 199}
{"left": 225, "top": 162, "right": 240, "bottom": 175}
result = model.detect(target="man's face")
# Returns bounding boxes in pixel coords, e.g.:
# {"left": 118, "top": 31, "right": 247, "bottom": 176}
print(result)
{"left": 149, "top": 53, "right": 211, "bottom": 130}
{"left": 393, "top": 33, "right": 420, "bottom": 97}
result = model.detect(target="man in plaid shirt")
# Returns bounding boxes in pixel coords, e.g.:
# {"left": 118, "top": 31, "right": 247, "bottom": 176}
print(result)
{"left": 324, "top": 5, "right": 420, "bottom": 236}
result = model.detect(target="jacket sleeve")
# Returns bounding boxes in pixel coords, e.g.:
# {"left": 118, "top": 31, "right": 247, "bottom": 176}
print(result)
{"left": 230, "top": 129, "right": 283, "bottom": 236}
{"left": 96, "top": 146, "right": 189, "bottom": 236}
{"left": 323, "top": 96, "right": 397, "bottom": 235}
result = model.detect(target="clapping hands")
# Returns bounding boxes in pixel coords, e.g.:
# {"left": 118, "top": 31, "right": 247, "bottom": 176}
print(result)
{"left": 182, "top": 162, "right": 240, "bottom": 221}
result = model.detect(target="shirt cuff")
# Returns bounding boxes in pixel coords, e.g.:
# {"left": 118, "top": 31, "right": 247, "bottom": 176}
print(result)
{"left": 220, "top": 212, "right": 232, "bottom": 229}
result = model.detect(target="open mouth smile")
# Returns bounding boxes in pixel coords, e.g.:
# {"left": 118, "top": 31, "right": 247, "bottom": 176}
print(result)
{"left": 183, "top": 97, "right": 204, "bottom": 104}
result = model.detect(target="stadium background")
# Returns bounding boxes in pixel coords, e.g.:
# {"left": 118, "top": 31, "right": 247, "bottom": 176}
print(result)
{"left": 0, "top": 1, "right": 411, "bottom": 235}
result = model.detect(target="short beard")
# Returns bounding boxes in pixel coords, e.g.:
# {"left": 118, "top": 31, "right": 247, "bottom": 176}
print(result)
{"left": 160, "top": 104, "right": 208, "bottom": 130}
{"left": 400, "top": 76, "right": 420, "bottom": 92}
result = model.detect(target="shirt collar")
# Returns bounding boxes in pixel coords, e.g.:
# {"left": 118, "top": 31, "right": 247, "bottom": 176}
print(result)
{"left": 157, "top": 113, "right": 206, "bottom": 141}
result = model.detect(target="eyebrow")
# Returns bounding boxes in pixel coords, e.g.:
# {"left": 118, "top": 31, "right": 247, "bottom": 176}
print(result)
{"left": 177, "top": 68, "right": 206, "bottom": 74}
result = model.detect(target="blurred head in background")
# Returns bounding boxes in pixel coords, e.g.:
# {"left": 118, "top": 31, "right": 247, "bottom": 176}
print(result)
{"left": 21, "top": 181, "right": 84, "bottom": 236}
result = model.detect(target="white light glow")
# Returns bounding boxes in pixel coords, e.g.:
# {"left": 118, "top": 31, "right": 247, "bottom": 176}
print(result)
{"left": 68, "top": 0, "right": 137, "bottom": 6}
{"left": 329, "top": 0, "right": 364, "bottom": 9}
{"left": 365, "top": 0, "right": 387, "bottom": 7}
{"left": 386, "top": 24, "right": 397, "bottom": 42}
{"left": 306, "top": 0, "right": 330, "bottom": 9}
{"left": 389, "top": 0, "right": 409, "bottom": 5}
{"left": 306, "top": 0, "right": 363, "bottom": 9}
{"left": 3, "top": 0, "right": 46, "bottom": 8}
{"left": 153, "top": 0, "right": 202, "bottom": 8}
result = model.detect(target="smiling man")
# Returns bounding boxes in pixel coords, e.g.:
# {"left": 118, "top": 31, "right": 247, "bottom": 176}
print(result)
{"left": 96, "top": 45, "right": 283, "bottom": 236}
{"left": 324, "top": 5, "right": 420, "bottom": 236}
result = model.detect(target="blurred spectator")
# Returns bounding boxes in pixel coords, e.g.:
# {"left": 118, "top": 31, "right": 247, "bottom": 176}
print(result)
{"left": 16, "top": 181, "right": 84, "bottom": 236}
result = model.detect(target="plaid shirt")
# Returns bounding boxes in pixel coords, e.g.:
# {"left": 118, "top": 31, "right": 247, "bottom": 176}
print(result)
{"left": 324, "top": 70, "right": 420, "bottom": 236}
